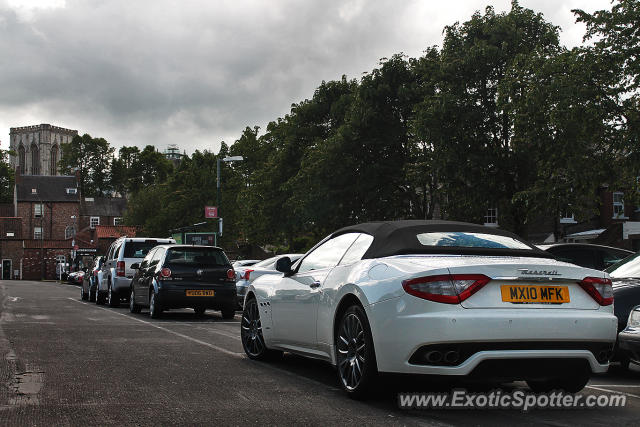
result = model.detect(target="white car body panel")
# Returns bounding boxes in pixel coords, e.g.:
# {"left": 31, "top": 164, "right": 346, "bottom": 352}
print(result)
{"left": 248, "top": 254, "right": 617, "bottom": 374}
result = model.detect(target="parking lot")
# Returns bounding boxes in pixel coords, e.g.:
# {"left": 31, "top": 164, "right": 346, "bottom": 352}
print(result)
{"left": 1, "top": 280, "right": 640, "bottom": 426}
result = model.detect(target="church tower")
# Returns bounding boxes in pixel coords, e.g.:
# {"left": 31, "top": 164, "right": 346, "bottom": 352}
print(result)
{"left": 9, "top": 124, "right": 78, "bottom": 176}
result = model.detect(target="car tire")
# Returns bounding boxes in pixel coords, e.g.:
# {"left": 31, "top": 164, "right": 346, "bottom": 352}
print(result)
{"left": 221, "top": 307, "right": 235, "bottom": 319}
{"left": 81, "top": 284, "right": 88, "bottom": 301}
{"left": 619, "top": 354, "right": 631, "bottom": 371}
{"left": 107, "top": 282, "right": 119, "bottom": 307}
{"left": 335, "top": 305, "right": 378, "bottom": 399}
{"left": 129, "top": 288, "right": 141, "bottom": 314}
{"left": 88, "top": 283, "right": 96, "bottom": 302}
{"left": 241, "top": 298, "right": 281, "bottom": 360}
{"left": 149, "top": 291, "right": 163, "bottom": 319}
{"left": 96, "top": 290, "right": 105, "bottom": 305}
{"left": 527, "top": 371, "right": 590, "bottom": 393}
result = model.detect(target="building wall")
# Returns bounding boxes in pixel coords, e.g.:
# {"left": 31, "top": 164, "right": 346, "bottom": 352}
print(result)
{"left": 21, "top": 247, "right": 71, "bottom": 280}
{"left": 17, "top": 201, "right": 79, "bottom": 240}
{"left": 0, "top": 240, "right": 24, "bottom": 279}
{"left": 9, "top": 124, "right": 78, "bottom": 176}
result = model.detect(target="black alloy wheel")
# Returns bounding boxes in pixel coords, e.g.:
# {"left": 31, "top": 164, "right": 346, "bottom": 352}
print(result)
{"left": 129, "top": 288, "right": 141, "bottom": 314}
{"left": 335, "top": 305, "right": 378, "bottom": 399}
{"left": 149, "top": 291, "right": 162, "bottom": 319}
{"left": 241, "top": 298, "right": 280, "bottom": 360}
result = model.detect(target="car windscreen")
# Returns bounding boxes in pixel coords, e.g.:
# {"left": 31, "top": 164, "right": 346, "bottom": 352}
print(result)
{"left": 123, "top": 242, "right": 160, "bottom": 258}
{"left": 605, "top": 252, "right": 640, "bottom": 278}
{"left": 165, "top": 248, "right": 229, "bottom": 266}
{"left": 416, "top": 232, "right": 532, "bottom": 250}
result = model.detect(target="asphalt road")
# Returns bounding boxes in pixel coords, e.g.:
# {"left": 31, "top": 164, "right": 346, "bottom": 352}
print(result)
{"left": 1, "top": 280, "right": 640, "bottom": 426}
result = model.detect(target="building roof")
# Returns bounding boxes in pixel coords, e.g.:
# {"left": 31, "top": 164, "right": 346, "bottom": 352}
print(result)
{"left": 16, "top": 175, "right": 78, "bottom": 202}
{"left": 95, "top": 225, "right": 137, "bottom": 239}
{"left": 81, "top": 197, "right": 127, "bottom": 217}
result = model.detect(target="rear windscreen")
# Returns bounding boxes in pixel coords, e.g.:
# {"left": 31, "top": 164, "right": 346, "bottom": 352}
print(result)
{"left": 416, "top": 232, "right": 532, "bottom": 250}
{"left": 124, "top": 242, "right": 160, "bottom": 259}
{"left": 165, "top": 248, "right": 229, "bottom": 266}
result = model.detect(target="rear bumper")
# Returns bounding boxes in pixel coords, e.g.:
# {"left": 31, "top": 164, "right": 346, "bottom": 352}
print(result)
{"left": 157, "top": 282, "right": 236, "bottom": 310}
{"left": 366, "top": 296, "right": 617, "bottom": 376}
{"left": 113, "top": 276, "right": 132, "bottom": 293}
{"left": 618, "top": 331, "right": 640, "bottom": 363}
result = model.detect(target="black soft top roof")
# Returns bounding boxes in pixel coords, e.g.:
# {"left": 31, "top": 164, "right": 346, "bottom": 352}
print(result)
{"left": 331, "top": 220, "right": 553, "bottom": 259}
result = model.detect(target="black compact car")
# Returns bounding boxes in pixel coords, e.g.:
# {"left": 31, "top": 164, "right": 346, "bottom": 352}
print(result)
{"left": 618, "top": 305, "right": 640, "bottom": 369}
{"left": 128, "top": 244, "right": 237, "bottom": 319}
{"left": 539, "top": 243, "right": 633, "bottom": 271}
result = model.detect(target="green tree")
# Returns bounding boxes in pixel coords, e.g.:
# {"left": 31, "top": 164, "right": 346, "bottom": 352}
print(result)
{"left": 0, "top": 149, "right": 15, "bottom": 203}
{"left": 59, "top": 134, "right": 114, "bottom": 197}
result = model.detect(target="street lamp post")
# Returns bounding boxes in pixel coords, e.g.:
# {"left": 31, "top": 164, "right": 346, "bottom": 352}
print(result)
{"left": 215, "top": 155, "right": 243, "bottom": 246}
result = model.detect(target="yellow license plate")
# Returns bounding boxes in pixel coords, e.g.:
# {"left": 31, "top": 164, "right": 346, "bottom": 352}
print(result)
{"left": 501, "top": 285, "right": 569, "bottom": 303}
{"left": 186, "top": 290, "right": 214, "bottom": 297}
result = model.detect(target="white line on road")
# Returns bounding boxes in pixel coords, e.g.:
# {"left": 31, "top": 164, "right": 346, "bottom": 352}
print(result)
{"left": 588, "top": 384, "right": 640, "bottom": 387}
{"left": 67, "top": 298, "right": 244, "bottom": 357}
{"left": 586, "top": 385, "right": 640, "bottom": 399}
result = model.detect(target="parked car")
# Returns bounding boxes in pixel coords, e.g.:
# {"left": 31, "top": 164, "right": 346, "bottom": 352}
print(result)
{"left": 68, "top": 270, "right": 84, "bottom": 285}
{"left": 129, "top": 244, "right": 237, "bottom": 319}
{"left": 81, "top": 256, "right": 104, "bottom": 302}
{"left": 232, "top": 259, "right": 260, "bottom": 269}
{"left": 242, "top": 220, "right": 617, "bottom": 398}
{"left": 603, "top": 251, "right": 640, "bottom": 368}
{"left": 618, "top": 305, "right": 640, "bottom": 370}
{"left": 235, "top": 254, "right": 303, "bottom": 309}
{"left": 98, "top": 236, "right": 175, "bottom": 306}
{"left": 538, "top": 243, "right": 632, "bottom": 271}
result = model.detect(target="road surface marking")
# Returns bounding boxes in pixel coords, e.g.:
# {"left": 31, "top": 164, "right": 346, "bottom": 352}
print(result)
{"left": 67, "top": 298, "right": 243, "bottom": 357}
{"left": 586, "top": 385, "right": 640, "bottom": 399}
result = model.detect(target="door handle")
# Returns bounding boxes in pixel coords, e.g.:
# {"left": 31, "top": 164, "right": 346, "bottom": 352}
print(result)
{"left": 310, "top": 281, "right": 321, "bottom": 289}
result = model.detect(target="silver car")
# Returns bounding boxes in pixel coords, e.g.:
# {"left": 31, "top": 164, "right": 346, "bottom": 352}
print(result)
{"left": 98, "top": 236, "right": 175, "bottom": 306}
{"left": 235, "top": 254, "right": 303, "bottom": 308}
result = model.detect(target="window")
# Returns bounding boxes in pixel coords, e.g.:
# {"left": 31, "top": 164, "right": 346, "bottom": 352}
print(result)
{"left": 149, "top": 248, "right": 165, "bottom": 267}
{"left": 298, "top": 233, "right": 360, "bottom": 273}
{"left": 31, "top": 188, "right": 37, "bottom": 194}
{"left": 90, "top": 217, "right": 100, "bottom": 229}
{"left": 560, "top": 209, "right": 576, "bottom": 224}
{"left": 484, "top": 208, "right": 498, "bottom": 227}
{"left": 416, "top": 232, "right": 532, "bottom": 250}
{"left": 339, "top": 234, "right": 374, "bottom": 265}
{"left": 166, "top": 247, "right": 229, "bottom": 266}
{"left": 18, "top": 145, "right": 25, "bottom": 175}
{"left": 6, "top": 232, "right": 14, "bottom": 237}
{"left": 65, "top": 225, "right": 75, "bottom": 239}
{"left": 613, "top": 192, "right": 626, "bottom": 218}
{"left": 140, "top": 248, "right": 157, "bottom": 269}
{"left": 123, "top": 241, "right": 159, "bottom": 259}
{"left": 30, "top": 143, "right": 39, "bottom": 175}
{"left": 34, "top": 203, "right": 44, "bottom": 217}
{"left": 114, "top": 217, "right": 123, "bottom": 226}
{"left": 34, "top": 227, "right": 43, "bottom": 239}
{"left": 50, "top": 145, "right": 58, "bottom": 175}
{"left": 66, "top": 188, "right": 77, "bottom": 194}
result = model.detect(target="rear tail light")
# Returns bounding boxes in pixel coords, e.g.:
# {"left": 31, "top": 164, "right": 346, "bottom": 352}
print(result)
{"left": 402, "top": 274, "right": 491, "bottom": 304}
{"left": 160, "top": 268, "right": 171, "bottom": 278}
{"left": 579, "top": 277, "right": 613, "bottom": 306}
{"left": 243, "top": 269, "right": 253, "bottom": 280}
{"left": 227, "top": 269, "right": 236, "bottom": 281}
{"left": 116, "top": 261, "right": 125, "bottom": 277}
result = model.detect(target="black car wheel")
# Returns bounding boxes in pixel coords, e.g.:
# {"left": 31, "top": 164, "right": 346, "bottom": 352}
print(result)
{"left": 81, "top": 284, "right": 88, "bottom": 301}
{"left": 335, "top": 305, "right": 378, "bottom": 399}
{"left": 107, "top": 282, "right": 119, "bottom": 307}
{"left": 221, "top": 307, "right": 235, "bottom": 320}
{"left": 241, "top": 298, "right": 281, "bottom": 360}
{"left": 96, "top": 289, "right": 105, "bottom": 305}
{"left": 129, "top": 288, "right": 141, "bottom": 314}
{"left": 149, "top": 291, "right": 162, "bottom": 319}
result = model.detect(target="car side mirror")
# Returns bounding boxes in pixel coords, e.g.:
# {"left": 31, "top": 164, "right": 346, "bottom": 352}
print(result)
{"left": 130, "top": 263, "right": 140, "bottom": 270}
{"left": 275, "top": 257, "right": 293, "bottom": 275}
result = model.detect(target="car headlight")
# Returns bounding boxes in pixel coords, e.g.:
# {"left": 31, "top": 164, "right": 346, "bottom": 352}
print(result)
{"left": 628, "top": 307, "right": 640, "bottom": 329}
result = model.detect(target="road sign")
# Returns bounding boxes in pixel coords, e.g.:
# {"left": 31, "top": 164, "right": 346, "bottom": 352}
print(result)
{"left": 205, "top": 206, "right": 218, "bottom": 218}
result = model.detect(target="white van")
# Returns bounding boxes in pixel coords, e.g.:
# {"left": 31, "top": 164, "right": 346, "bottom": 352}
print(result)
{"left": 97, "top": 236, "right": 175, "bottom": 306}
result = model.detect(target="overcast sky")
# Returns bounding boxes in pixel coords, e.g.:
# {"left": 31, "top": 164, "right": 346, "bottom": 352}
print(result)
{"left": 0, "top": 0, "right": 613, "bottom": 155}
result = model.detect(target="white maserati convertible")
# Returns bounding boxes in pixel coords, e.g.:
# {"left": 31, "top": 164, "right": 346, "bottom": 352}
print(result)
{"left": 240, "top": 221, "right": 618, "bottom": 398}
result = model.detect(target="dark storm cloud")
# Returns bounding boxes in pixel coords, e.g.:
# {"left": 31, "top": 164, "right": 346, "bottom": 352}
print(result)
{"left": 0, "top": 0, "right": 611, "bottom": 153}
